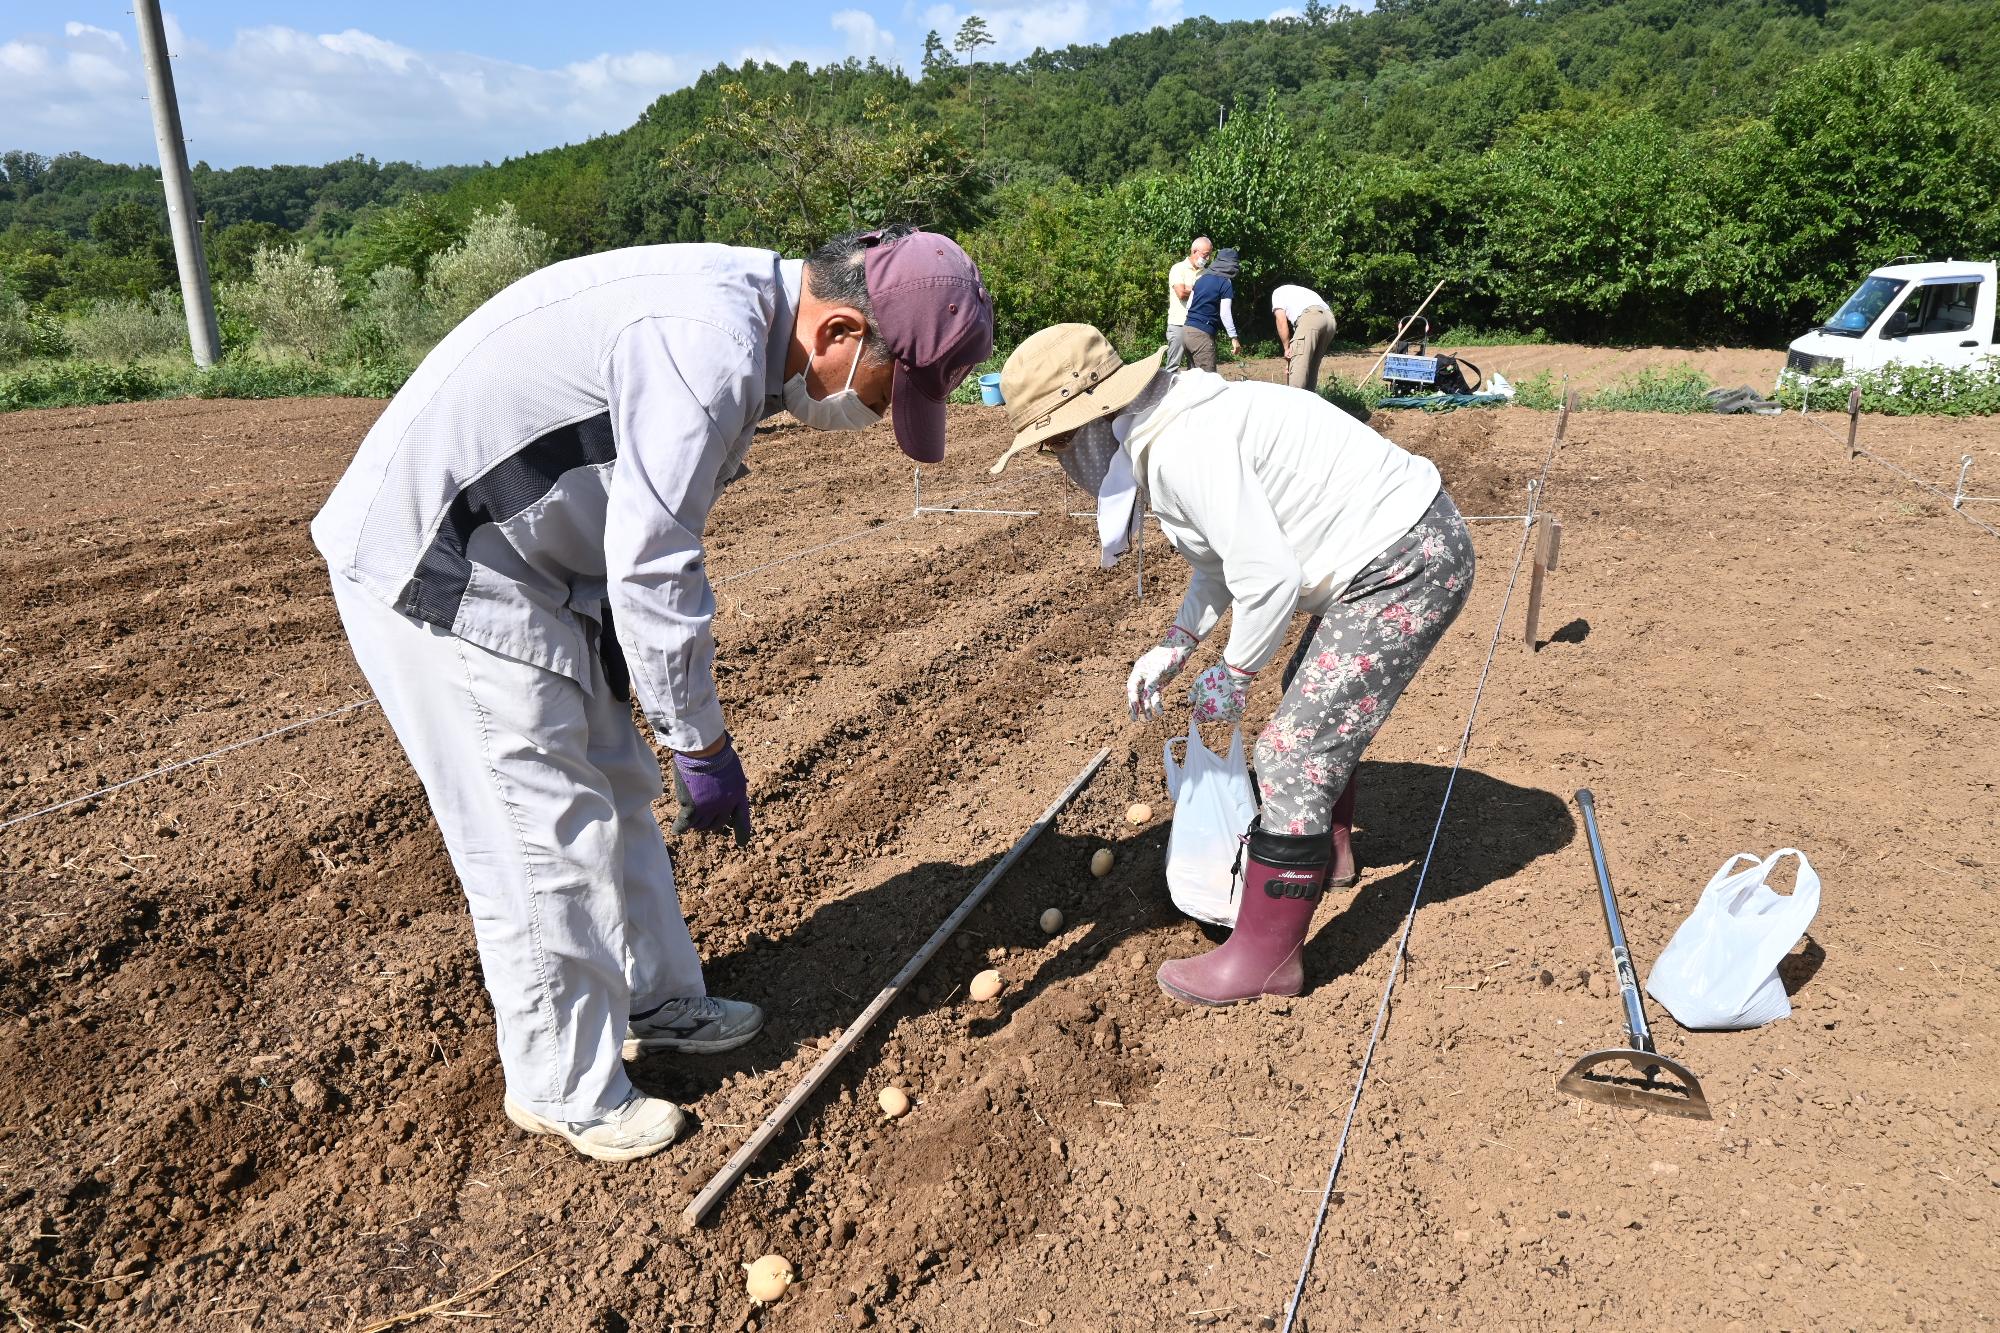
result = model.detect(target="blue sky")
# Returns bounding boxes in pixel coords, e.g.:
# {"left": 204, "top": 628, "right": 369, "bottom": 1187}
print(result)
{"left": 3, "top": 2, "right": 1304, "bottom": 168}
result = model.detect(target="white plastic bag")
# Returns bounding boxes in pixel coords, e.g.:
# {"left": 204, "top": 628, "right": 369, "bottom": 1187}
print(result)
{"left": 1162, "top": 719, "right": 1258, "bottom": 927}
{"left": 1645, "top": 849, "right": 1821, "bottom": 1030}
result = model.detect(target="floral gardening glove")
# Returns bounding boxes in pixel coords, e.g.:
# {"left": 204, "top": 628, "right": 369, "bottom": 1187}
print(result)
{"left": 1187, "top": 662, "right": 1254, "bottom": 724}
{"left": 1126, "top": 625, "right": 1199, "bottom": 720}
{"left": 670, "top": 734, "right": 753, "bottom": 848}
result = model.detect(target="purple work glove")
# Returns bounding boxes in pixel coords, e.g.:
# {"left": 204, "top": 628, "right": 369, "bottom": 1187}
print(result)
{"left": 670, "top": 735, "right": 753, "bottom": 847}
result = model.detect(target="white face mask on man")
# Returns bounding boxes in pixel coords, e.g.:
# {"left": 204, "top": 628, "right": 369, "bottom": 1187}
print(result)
{"left": 783, "top": 336, "right": 883, "bottom": 433}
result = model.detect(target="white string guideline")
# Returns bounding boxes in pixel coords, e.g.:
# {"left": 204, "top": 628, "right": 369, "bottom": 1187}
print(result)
{"left": 0, "top": 468, "right": 1066, "bottom": 837}
{"left": 0, "top": 699, "right": 377, "bottom": 833}
{"left": 1796, "top": 407, "right": 2000, "bottom": 541}
{"left": 1281, "top": 416, "right": 1567, "bottom": 1333}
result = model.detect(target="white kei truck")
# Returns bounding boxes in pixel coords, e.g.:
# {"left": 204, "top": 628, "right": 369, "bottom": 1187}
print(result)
{"left": 1781, "top": 259, "right": 1997, "bottom": 385}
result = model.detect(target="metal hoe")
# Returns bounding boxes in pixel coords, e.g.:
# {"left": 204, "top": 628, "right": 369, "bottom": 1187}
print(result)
{"left": 1557, "top": 789, "right": 1710, "bottom": 1119}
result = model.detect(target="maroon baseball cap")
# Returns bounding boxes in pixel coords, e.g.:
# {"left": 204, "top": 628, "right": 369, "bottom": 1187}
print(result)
{"left": 859, "top": 229, "right": 994, "bottom": 464}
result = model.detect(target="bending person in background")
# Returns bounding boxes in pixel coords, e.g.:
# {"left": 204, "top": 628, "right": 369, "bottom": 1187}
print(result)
{"left": 314, "top": 228, "right": 993, "bottom": 1159}
{"left": 1272, "top": 281, "right": 1337, "bottom": 392}
{"left": 1164, "top": 236, "right": 1211, "bottom": 372}
{"left": 1181, "top": 247, "right": 1241, "bottom": 372}
{"left": 990, "top": 323, "right": 1473, "bottom": 1006}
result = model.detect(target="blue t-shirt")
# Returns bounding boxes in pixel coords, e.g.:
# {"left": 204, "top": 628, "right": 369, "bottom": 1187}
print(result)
{"left": 1185, "top": 272, "right": 1234, "bottom": 336}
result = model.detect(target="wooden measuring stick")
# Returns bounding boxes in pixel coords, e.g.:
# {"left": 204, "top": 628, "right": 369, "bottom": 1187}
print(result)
{"left": 1846, "top": 386, "right": 1861, "bottom": 460}
{"left": 680, "top": 746, "right": 1112, "bottom": 1230}
{"left": 1522, "top": 515, "right": 1561, "bottom": 652}
{"left": 1362, "top": 278, "right": 1447, "bottom": 385}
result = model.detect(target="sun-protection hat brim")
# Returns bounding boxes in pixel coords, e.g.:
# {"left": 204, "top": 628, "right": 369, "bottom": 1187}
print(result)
{"left": 858, "top": 230, "right": 995, "bottom": 464}
{"left": 989, "top": 324, "right": 1165, "bottom": 475}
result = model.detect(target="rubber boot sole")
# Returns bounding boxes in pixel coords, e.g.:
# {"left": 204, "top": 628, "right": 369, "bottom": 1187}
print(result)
{"left": 1156, "top": 969, "right": 1305, "bottom": 1008}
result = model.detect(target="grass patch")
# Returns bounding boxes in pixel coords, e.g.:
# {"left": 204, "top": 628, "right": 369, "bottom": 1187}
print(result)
{"left": 1318, "top": 371, "right": 1387, "bottom": 420}
{"left": 0, "top": 354, "right": 415, "bottom": 413}
{"left": 1586, "top": 364, "right": 1714, "bottom": 413}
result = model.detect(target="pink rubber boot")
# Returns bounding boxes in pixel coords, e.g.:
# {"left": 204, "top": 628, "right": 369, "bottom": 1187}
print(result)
{"left": 1329, "top": 774, "right": 1359, "bottom": 889}
{"left": 1157, "top": 828, "right": 1330, "bottom": 1006}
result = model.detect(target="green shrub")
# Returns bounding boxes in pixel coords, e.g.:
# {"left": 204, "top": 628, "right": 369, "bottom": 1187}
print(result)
{"left": 359, "top": 264, "right": 437, "bottom": 351}
{"left": 339, "top": 357, "right": 417, "bottom": 398}
{"left": 423, "top": 204, "right": 551, "bottom": 328}
{"left": 1587, "top": 364, "right": 1713, "bottom": 413}
{"left": 185, "top": 360, "right": 344, "bottom": 399}
{"left": 0, "top": 361, "right": 169, "bottom": 411}
{"left": 0, "top": 292, "right": 34, "bottom": 364}
{"left": 66, "top": 291, "right": 188, "bottom": 362}
{"left": 1771, "top": 357, "right": 2000, "bottom": 416}
{"left": 230, "top": 244, "right": 348, "bottom": 363}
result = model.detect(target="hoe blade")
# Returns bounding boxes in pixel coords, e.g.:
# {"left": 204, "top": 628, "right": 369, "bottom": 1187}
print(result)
{"left": 1557, "top": 1047, "right": 1710, "bottom": 1120}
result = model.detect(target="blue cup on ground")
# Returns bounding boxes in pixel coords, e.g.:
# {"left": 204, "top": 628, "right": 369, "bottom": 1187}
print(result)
{"left": 978, "top": 373, "right": 1005, "bottom": 406}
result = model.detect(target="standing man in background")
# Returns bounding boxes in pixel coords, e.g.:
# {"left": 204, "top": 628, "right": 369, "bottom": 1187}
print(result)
{"left": 1164, "top": 237, "right": 1211, "bottom": 371}
{"left": 1181, "top": 247, "right": 1241, "bottom": 373}
{"left": 1272, "top": 282, "right": 1337, "bottom": 392}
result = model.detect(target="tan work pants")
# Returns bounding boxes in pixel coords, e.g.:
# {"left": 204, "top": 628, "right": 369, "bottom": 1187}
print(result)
{"left": 1286, "top": 306, "right": 1337, "bottom": 392}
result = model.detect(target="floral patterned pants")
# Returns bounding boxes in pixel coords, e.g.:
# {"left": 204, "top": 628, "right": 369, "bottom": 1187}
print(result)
{"left": 1253, "top": 490, "right": 1475, "bottom": 837}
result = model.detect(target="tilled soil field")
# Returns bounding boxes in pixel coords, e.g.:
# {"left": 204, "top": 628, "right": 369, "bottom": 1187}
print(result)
{"left": 1237, "top": 343, "right": 1786, "bottom": 396}
{"left": 1, "top": 392, "right": 1995, "bottom": 1332}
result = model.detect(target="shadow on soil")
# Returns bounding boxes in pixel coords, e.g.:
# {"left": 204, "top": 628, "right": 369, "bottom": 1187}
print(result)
{"left": 644, "top": 759, "right": 1575, "bottom": 1118}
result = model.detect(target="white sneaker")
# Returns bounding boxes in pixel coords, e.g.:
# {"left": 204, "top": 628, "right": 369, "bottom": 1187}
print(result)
{"left": 622, "top": 995, "right": 765, "bottom": 1059}
{"left": 503, "top": 1091, "right": 688, "bottom": 1162}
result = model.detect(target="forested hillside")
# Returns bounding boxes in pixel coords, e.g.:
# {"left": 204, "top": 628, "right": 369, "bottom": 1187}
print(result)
{"left": 5, "top": 0, "right": 2000, "bottom": 374}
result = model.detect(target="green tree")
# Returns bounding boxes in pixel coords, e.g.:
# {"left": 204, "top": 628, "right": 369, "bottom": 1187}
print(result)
{"left": 208, "top": 220, "right": 293, "bottom": 286}
{"left": 662, "top": 83, "right": 985, "bottom": 254}
{"left": 922, "top": 30, "right": 955, "bottom": 77}
{"left": 954, "top": 15, "right": 995, "bottom": 65}
{"left": 346, "top": 196, "right": 466, "bottom": 285}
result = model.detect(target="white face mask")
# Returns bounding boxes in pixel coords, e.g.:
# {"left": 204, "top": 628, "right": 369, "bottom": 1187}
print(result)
{"left": 783, "top": 337, "right": 883, "bottom": 433}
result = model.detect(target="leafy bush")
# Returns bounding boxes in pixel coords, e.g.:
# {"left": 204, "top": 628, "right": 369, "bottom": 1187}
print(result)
{"left": 1771, "top": 357, "right": 2000, "bottom": 416}
{"left": 0, "top": 292, "right": 34, "bottom": 363}
{"left": 1587, "top": 364, "right": 1714, "bottom": 413}
{"left": 1318, "top": 371, "right": 1386, "bottom": 421}
{"left": 66, "top": 290, "right": 187, "bottom": 362}
{"left": 0, "top": 360, "right": 169, "bottom": 410}
{"left": 1509, "top": 369, "right": 1563, "bottom": 411}
{"left": 962, "top": 182, "right": 1160, "bottom": 352}
{"left": 185, "top": 360, "right": 345, "bottom": 400}
{"left": 230, "top": 245, "right": 347, "bottom": 363}
{"left": 358, "top": 264, "right": 436, "bottom": 351}
{"left": 422, "top": 204, "right": 552, "bottom": 328}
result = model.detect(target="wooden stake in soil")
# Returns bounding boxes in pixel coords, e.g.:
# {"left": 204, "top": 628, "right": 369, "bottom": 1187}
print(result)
{"left": 1846, "top": 386, "right": 1862, "bottom": 460}
{"left": 680, "top": 746, "right": 1112, "bottom": 1230}
{"left": 1522, "top": 515, "right": 1562, "bottom": 652}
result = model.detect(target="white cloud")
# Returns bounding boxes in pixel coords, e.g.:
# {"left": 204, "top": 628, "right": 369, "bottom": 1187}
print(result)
{"left": 1268, "top": 5, "right": 1304, "bottom": 18}
{"left": 0, "top": 18, "right": 696, "bottom": 167}
{"left": 832, "top": 9, "right": 899, "bottom": 60}
{"left": 63, "top": 22, "right": 126, "bottom": 51}
{"left": 1148, "top": 0, "right": 1186, "bottom": 27}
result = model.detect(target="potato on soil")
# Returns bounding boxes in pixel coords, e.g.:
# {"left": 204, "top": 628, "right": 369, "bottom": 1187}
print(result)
{"left": 744, "top": 1253, "right": 794, "bottom": 1303}
{"left": 969, "top": 969, "right": 1004, "bottom": 1001}
{"left": 1040, "top": 907, "right": 1064, "bottom": 934}
{"left": 878, "top": 1085, "right": 910, "bottom": 1118}
{"left": 1126, "top": 802, "right": 1152, "bottom": 824}
{"left": 1089, "top": 848, "right": 1114, "bottom": 878}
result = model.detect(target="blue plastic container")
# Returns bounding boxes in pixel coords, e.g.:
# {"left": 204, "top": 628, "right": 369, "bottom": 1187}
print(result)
{"left": 978, "top": 373, "right": 1005, "bottom": 406}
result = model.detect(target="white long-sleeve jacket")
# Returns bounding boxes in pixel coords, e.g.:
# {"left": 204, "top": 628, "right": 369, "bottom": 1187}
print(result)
{"left": 1125, "top": 371, "right": 1442, "bottom": 673}
{"left": 312, "top": 244, "right": 800, "bottom": 752}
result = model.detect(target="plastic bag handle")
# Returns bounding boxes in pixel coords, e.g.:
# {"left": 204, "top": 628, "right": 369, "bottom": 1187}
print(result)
{"left": 1163, "top": 735, "right": 1189, "bottom": 800}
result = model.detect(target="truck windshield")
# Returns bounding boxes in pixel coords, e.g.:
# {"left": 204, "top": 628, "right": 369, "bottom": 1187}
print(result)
{"left": 1821, "top": 276, "right": 1907, "bottom": 337}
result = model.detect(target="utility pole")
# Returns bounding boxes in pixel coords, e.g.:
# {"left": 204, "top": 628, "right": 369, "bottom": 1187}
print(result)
{"left": 133, "top": 0, "right": 221, "bottom": 367}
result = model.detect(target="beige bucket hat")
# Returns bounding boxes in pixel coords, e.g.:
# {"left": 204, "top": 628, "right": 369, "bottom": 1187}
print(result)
{"left": 989, "top": 324, "right": 1166, "bottom": 474}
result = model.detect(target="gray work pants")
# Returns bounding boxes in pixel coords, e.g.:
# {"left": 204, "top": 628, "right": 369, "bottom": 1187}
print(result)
{"left": 1181, "top": 327, "right": 1218, "bottom": 373}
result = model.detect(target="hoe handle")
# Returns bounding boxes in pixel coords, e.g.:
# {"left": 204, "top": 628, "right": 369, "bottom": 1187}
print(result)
{"left": 1573, "top": 789, "right": 1656, "bottom": 1055}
